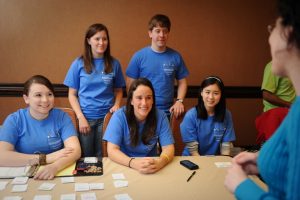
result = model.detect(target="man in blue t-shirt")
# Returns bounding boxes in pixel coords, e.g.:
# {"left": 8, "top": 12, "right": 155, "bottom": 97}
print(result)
{"left": 126, "top": 14, "right": 189, "bottom": 118}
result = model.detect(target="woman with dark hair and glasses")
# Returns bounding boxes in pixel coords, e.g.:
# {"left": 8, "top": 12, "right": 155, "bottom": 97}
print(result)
{"left": 0, "top": 75, "right": 81, "bottom": 180}
{"left": 103, "top": 78, "right": 174, "bottom": 174}
{"left": 225, "top": 0, "right": 300, "bottom": 199}
{"left": 180, "top": 76, "right": 236, "bottom": 156}
{"left": 64, "top": 23, "right": 125, "bottom": 158}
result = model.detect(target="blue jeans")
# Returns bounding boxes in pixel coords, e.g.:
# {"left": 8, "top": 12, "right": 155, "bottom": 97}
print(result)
{"left": 78, "top": 118, "right": 104, "bottom": 158}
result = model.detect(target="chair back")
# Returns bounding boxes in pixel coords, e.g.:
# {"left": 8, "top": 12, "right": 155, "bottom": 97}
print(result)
{"left": 59, "top": 107, "right": 79, "bottom": 131}
{"left": 102, "top": 112, "right": 113, "bottom": 157}
{"left": 255, "top": 107, "right": 289, "bottom": 144}
{"left": 170, "top": 112, "right": 186, "bottom": 156}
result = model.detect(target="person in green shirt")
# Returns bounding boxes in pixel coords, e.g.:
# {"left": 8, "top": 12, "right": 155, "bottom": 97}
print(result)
{"left": 261, "top": 61, "right": 295, "bottom": 112}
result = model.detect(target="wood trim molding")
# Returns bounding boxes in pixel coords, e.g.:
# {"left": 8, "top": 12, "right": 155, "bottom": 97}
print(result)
{"left": 0, "top": 84, "right": 262, "bottom": 98}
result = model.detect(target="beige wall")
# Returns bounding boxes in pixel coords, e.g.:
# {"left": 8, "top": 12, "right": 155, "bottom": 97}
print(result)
{"left": 0, "top": 0, "right": 275, "bottom": 146}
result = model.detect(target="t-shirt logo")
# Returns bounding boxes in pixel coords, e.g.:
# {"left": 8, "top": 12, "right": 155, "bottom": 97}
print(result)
{"left": 102, "top": 72, "right": 114, "bottom": 86}
{"left": 163, "top": 63, "right": 175, "bottom": 76}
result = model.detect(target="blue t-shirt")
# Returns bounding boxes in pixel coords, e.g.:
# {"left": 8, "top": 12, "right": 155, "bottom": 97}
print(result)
{"left": 235, "top": 96, "right": 300, "bottom": 200}
{"left": 0, "top": 108, "right": 77, "bottom": 154}
{"left": 103, "top": 107, "right": 174, "bottom": 157}
{"left": 180, "top": 107, "right": 236, "bottom": 156}
{"left": 126, "top": 46, "right": 189, "bottom": 112}
{"left": 64, "top": 57, "right": 126, "bottom": 119}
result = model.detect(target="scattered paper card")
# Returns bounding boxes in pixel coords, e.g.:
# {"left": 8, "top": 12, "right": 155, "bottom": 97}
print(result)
{"left": 38, "top": 183, "right": 56, "bottom": 191}
{"left": 112, "top": 173, "right": 125, "bottom": 180}
{"left": 0, "top": 165, "right": 36, "bottom": 178}
{"left": 60, "top": 193, "right": 76, "bottom": 200}
{"left": 114, "top": 180, "right": 128, "bottom": 188}
{"left": 0, "top": 181, "right": 8, "bottom": 190}
{"left": 11, "top": 177, "right": 29, "bottom": 185}
{"left": 3, "top": 196, "right": 23, "bottom": 200}
{"left": 61, "top": 177, "right": 75, "bottom": 184}
{"left": 115, "top": 193, "right": 132, "bottom": 200}
{"left": 215, "top": 162, "right": 232, "bottom": 168}
{"left": 11, "top": 184, "right": 28, "bottom": 192}
{"left": 81, "top": 193, "right": 97, "bottom": 200}
{"left": 75, "top": 183, "right": 90, "bottom": 192}
{"left": 83, "top": 157, "right": 98, "bottom": 163}
{"left": 89, "top": 183, "right": 104, "bottom": 190}
{"left": 33, "top": 195, "right": 52, "bottom": 200}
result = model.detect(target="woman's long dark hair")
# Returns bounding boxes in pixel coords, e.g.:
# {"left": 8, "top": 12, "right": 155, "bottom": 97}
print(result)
{"left": 82, "top": 23, "right": 113, "bottom": 74}
{"left": 125, "top": 78, "right": 157, "bottom": 146}
{"left": 196, "top": 76, "right": 226, "bottom": 122}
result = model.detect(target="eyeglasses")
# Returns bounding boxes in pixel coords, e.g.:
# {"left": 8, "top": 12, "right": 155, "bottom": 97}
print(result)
{"left": 267, "top": 24, "right": 275, "bottom": 33}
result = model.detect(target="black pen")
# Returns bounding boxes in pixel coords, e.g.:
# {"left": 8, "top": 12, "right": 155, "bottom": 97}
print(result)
{"left": 187, "top": 171, "right": 196, "bottom": 182}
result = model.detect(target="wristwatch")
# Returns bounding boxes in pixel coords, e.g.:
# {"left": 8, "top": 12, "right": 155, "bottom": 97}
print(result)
{"left": 176, "top": 98, "right": 184, "bottom": 103}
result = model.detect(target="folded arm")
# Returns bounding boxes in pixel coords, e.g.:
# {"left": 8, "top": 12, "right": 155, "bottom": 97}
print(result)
{"left": 107, "top": 142, "right": 174, "bottom": 174}
{"left": 0, "top": 136, "right": 81, "bottom": 180}
{"left": 34, "top": 136, "right": 81, "bottom": 180}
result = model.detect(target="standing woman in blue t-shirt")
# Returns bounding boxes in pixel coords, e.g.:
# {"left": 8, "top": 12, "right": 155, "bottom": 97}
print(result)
{"left": 64, "top": 24, "right": 125, "bottom": 158}
{"left": 180, "top": 76, "right": 236, "bottom": 156}
{"left": 0, "top": 75, "right": 81, "bottom": 180}
{"left": 103, "top": 78, "right": 175, "bottom": 174}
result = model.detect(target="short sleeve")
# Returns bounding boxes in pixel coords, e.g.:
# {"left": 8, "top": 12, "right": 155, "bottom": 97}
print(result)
{"left": 175, "top": 53, "right": 189, "bottom": 80}
{"left": 0, "top": 113, "right": 20, "bottom": 146}
{"left": 156, "top": 110, "right": 174, "bottom": 146}
{"left": 126, "top": 53, "right": 140, "bottom": 79}
{"left": 222, "top": 110, "right": 236, "bottom": 142}
{"left": 103, "top": 109, "right": 125, "bottom": 146}
{"left": 180, "top": 108, "right": 198, "bottom": 143}
{"left": 59, "top": 110, "right": 78, "bottom": 141}
{"left": 113, "top": 60, "right": 126, "bottom": 88}
{"left": 64, "top": 58, "right": 82, "bottom": 90}
{"left": 261, "top": 62, "right": 278, "bottom": 93}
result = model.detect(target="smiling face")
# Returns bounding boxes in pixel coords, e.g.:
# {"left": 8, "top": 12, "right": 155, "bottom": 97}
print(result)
{"left": 131, "top": 85, "right": 154, "bottom": 122}
{"left": 148, "top": 25, "right": 169, "bottom": 52}
{"left": 201, "top": 83, "right": 221, "bottom": 114}
{"left": 23, "top": 83, "right": 54, "bottom": 120}
{"left": 88, "top": 30, "right": 108, "bottom": 58}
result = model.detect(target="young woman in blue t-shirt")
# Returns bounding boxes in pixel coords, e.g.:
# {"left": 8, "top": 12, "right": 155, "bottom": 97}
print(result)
{"left": 64, "top": 24, "right": 125, "bottom": 158}
{"left": 0, "top": 75, "right": 81, "bottom": 180}
{"left": 104, "top": 78, "right": 174, "bottom": 174}
{"left": 180, "top": 76, "right": 236, "bottom": 156}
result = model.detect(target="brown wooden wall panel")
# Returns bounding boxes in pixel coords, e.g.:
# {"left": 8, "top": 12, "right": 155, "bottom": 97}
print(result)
{"left": 0, "top": 0, "right": 275, "bottom": 146}
{"left": 0, "top": 0, "right": 275, "bottom": 85}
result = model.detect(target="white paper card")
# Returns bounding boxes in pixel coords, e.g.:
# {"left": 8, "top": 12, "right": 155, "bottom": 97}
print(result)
{"left": 89, "top": 183, "right": 104, "bottom": 190}
{"left": 61, "top": 177, "right": 75, "bottom": 184}
{"left": 112, "top": 173, "right": 125, "bottom": 180}
{"left": 0, "top": 166, "right": 32, "bottom": 178}
{"left": 115, "top": 193, "right": 132, "bottom": 200}
{"left": 75, "top": 183, "right": 90, "bottom": 192}
{"left": 114, "top": 180, "right": 128, "bottom": 188}
{"left": 81, "top": 193, "right": 97, "bottom": 200}
{"left": 11, "top": 177, "right": 29, "bottom": 185}
{"left": 33, "top": 195, "right": 52, "bottom": 200}
{"left": 83, "top": 157, "right": 98, "bottom": 163}
{"left": 0, "top": 181, "right": 9, "bottom": 190}
{"left": 38, "top": 183, "right": 56, "bottom": 191}
{"left": 214, "top": 162, "right": 232, "bottom": 168}
{"left": 11, "top": 184, "right": 28, "bottom": 192}
{"left": 3, "top": 196, "right": 23, "bottom": 200}
{"left": 60, "top": 193, "right": 76, "bottom": 200}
